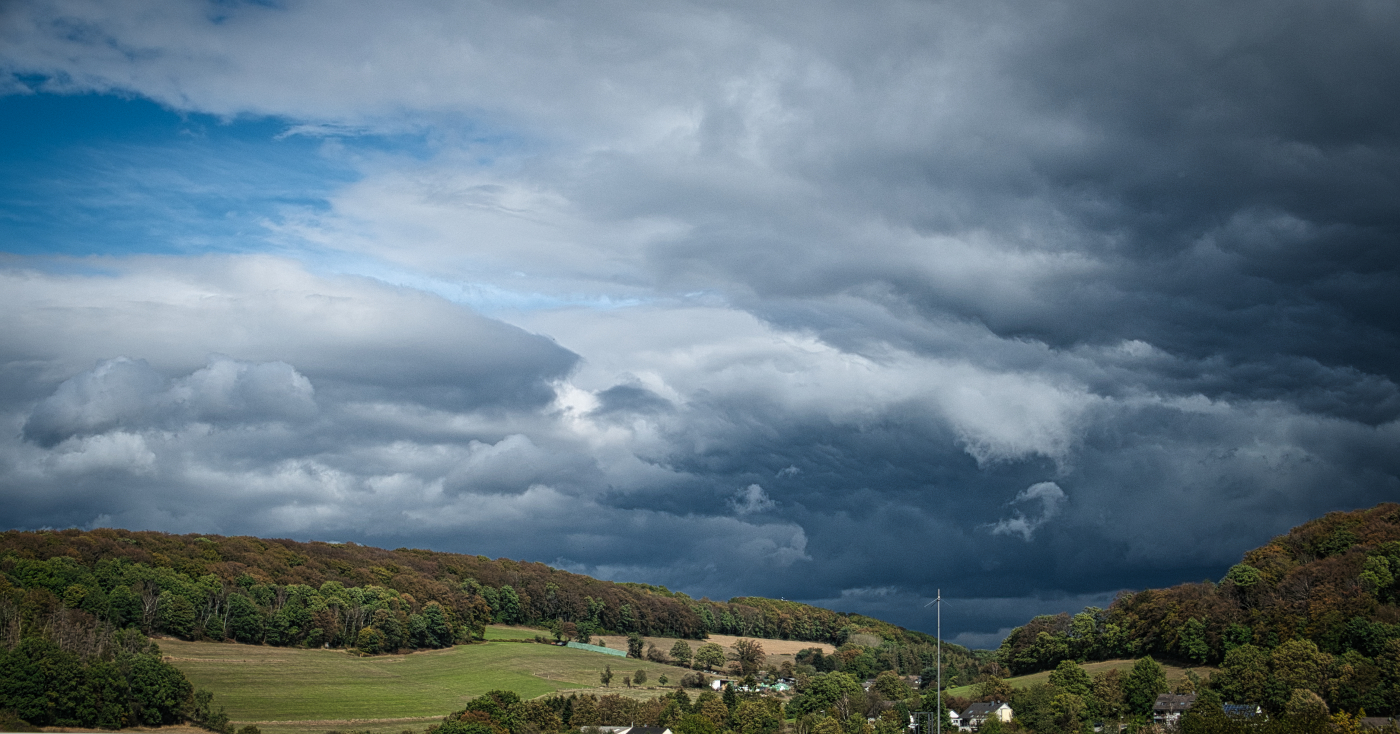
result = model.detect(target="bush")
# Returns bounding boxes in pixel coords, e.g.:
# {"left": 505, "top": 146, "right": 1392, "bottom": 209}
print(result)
{"left": 681, "top": 671, "right": 709, "bottom": 688}
{"left": 0, "top": 710, "right": 40, "bottom": 733}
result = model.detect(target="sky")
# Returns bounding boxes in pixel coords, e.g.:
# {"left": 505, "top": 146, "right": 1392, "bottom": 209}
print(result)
{"left": 1, "top": 0, "right": 1398, "bottom": 649}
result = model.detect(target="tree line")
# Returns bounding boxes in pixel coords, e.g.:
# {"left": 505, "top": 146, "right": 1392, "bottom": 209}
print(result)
{"left": 0, "top": 596, "right": 238, "bottom": 732}
{"left": 994, "top": 503, "right": 1400, "bottom": 716}
{"left": 0, "top": 528, "right": 946, "bottom": 652}
{"left": 429, "top": 671, "right": 934, "bottom": 734}
{"left": 959, "top": 656, "right": 1399, "bottom": 734}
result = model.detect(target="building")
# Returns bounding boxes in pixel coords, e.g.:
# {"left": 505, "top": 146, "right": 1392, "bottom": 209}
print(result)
{"left": 956, "top": 702, "right": 1013, "bottom": 731}
{"left": 1152, "top": 694, "right": 1197, "bottom": 725}
{"left": 1221, "top": 704, "right": 1261, "bottom": 720}
{"left": 593, "top": 728, "right": 673, "bottom": 734}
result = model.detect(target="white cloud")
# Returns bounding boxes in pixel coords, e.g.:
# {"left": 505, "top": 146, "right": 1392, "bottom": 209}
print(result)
{"left": 988, "top": 481, "right": 1067, "bottom": 541}
{"left": 48, "top": 432, "right": 157, "bottom": 475}
{"left": 23, "top": 355, "right": 315, "bottom": 446}
{"left": 731, "top": 483, "right": 777, "bottom": 515}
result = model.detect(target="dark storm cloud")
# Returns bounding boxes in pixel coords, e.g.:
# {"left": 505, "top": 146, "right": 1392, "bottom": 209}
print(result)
{"left": 681, "top": 0, "right": 1400, "bottom": 421}
{"left": 592, "top": 384, "right": 674, "bottom": 416}
{"left": 2, "top": 0, "right": 1398, "bottom": 644}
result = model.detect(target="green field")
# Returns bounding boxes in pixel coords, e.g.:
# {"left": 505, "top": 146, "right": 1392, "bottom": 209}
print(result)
{"left": 943, "top": 659, "right": 1216, "bottom": 699}
{"left": 159, "top": 634, "right": 691, "bottom": 734}
{"left": 481, "top": 625, "right": 549, "bottom": 640}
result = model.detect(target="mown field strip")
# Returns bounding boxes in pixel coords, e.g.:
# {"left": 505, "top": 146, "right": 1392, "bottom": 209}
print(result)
{"left": 160, "top": 637, "right": 693, "bottom": 726}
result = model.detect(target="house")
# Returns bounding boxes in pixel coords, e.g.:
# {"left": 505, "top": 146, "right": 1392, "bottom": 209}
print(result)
{"left": 592, "top": 728, "right": 673, "bottom": 734}
{"left": 1221, "top": 704, "right": 1262, "bottom": 720}
{"left": 710, "top": 678, "right": 734, "bottom": 690}
{"left": 956, "top": 702, "right": 1013, "bottom": 731}
{"left": 1152, "top": 694, "right": 1196, "bottom": 725}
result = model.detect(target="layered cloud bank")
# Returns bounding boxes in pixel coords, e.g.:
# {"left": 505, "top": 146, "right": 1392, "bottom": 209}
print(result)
{"left": 1, "top": 0, "right": 1397, "bottom": 641}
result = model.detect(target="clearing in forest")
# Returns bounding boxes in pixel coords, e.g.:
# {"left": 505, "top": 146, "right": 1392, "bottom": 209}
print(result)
{"left": 159, "top": 635, "right": 692, "bottom": 734}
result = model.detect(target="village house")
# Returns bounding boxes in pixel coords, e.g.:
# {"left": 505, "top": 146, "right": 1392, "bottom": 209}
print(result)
{"left": 1152, "top": 694, "right": 1197, "bottom": 725}
{"left": 956, "top": 702, "right": 1013, "bottom": 731}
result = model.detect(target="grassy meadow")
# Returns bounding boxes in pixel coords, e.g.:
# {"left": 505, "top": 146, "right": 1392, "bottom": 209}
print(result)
{"left": 943, "top": 659, "right": 1217, "bottom": 699}
{"left": 158, "top": 631, "right": 693, "bottom": 734}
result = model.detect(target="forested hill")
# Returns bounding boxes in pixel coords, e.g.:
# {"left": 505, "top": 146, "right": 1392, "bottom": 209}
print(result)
{"left": 994, "top": 502, "right": 1400, "bottom": 712}
{"left": 0, "top": 527, "right": 937, "bottom": 652}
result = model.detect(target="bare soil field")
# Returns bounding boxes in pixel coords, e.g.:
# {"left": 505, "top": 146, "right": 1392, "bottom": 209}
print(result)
{"left": 589, "top": 631, "right": 832, "bottom": 668}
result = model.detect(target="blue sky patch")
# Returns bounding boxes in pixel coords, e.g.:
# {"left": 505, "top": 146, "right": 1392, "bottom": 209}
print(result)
{"left": 0, "top": 92, "right": 366, "bottom": 257}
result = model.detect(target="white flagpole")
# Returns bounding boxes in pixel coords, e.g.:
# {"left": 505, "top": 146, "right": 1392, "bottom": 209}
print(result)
{"left": 924, "top": 590, "right": 948, "bottom": 734}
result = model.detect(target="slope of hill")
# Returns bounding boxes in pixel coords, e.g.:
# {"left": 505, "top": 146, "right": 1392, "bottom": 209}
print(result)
{"left": 0, "top": 527, "right": 948, "bottom": 654}
{"left": 942, "top": 658, "right": 1213, "bottom": 699}
{"left": 159, "top": 634, "right": 693, "bottom": 734}
{"left": 994, "top": 502, "right": 1400, "bottom": 714}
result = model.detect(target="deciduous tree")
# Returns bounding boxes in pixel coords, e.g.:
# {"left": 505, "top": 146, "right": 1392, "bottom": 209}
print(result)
{"left": 1124, "top": 657, "right": 1167, "bottom": 715}
{"left": 671, "top": 640, "right": 694, "bottom": 666}
{"left": 695, "top": 642, "right": 726, "bottom": 671}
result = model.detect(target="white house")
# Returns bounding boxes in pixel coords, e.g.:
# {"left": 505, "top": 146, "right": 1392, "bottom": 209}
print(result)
{"left": 956, "top": 702, "right": 1013, "bottom": 731}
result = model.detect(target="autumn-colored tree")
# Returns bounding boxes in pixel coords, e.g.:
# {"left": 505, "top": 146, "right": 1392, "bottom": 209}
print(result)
{"left": 1284, "top": 689, "right": 1329, "bottom": 718}
{"left": 698, "top": 696, "right": 731, "bottom": 729}
{"left": 733, "top": 638, "right": 766, "bottom": 675}
{"left": 975, "top": 676, "right": 1016, "bottom": 703}
{"left": 597, "top": 693, "right": 640, "bottom": 725}
{"left": 1089, "top": 668, "right": 1126, "bottom": 722}
{"left": 356, "top": 625, "right": 385, "bottom": 654}
{"left": 734, "top": 698, "right": 783, "bottom": 734}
